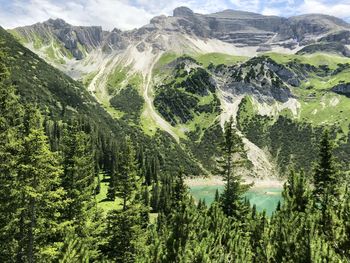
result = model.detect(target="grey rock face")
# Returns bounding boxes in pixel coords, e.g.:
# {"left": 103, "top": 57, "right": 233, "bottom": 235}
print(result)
{"left": 288, "top": 14, "right": 350, "bottom": 43}
{"left": 14, "top": 18, "right": 128, "bottom": 60}
{"left": 332, "top": 83, "right": 350, "bottom": 97}
{"left": 297, "top": 42, "right": 350, "bottom": 57}
{"left": 173, "top": 7, "right": 194, "bottom": 17}
{"left": 12, "top": 7, "right": 350, "bottom": 61}
{"left": 216, "top": 57, "right": 296, "bottom": 103}
{"left": 224, "top": 81, "right": 292, "bottom": 103}
{"left": 144, "top": 7, "right": 350, "bottom": 49}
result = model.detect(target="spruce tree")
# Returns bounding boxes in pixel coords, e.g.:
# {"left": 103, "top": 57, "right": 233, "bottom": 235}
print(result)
{"left": 313, "top": 130, "right": 338, "bottom": 206}
{"left": 313, "top": 130, "right": 340, "bottom": 234}
{"left": 16, "top": 106, "right": 64, "bottom": 262}
{"left": 116, "top": 137, "right": 140, "bottom": 211}
{"left": 103, "top": 137, "right": 145, "bottom": 262}
{"left": 0, "top": 54, "right": 24, "bottom": 261}
{"left": 61, "top": 121, "right": 95, "bottom": 230}
{"left": 216, "top": 116, "right": 251, "bottom": 218}
{"left": 283, "top": 170, "right": 311, "bottom": 213}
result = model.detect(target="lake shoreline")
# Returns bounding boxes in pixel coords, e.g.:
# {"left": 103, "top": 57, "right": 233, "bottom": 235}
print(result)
{"left": 185, "top": 176, "right": 285, "bottom": 189}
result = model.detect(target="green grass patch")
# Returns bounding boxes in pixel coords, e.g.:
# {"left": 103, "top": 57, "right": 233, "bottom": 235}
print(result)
{"left": 82, "top": 71, "right": 98, "bottom": 87}
{"left": 7, "top": 29, "right": 28, "bottom": 44}
{"left": 156, "top": 52, "right": 179, "bottom": 68}
{"left": 107, "top": 66, "right": 129, "bottom": 94}
{"left": 194, "top": 52, "right": 247, "bottom": 67}
{"left": 298, "top": 93, "right": 350, "bottom": 134}
{"left": 265, "top": 52, "right": 350, "bottom": 70}
{"left": 95, "top": 175, "right": 122, "bottom": 214}
{"left": 45, "top": 45, "right": 57, "bottom": 60}
{"left": 140, "top": 110, "right": 158, "bottom": 136}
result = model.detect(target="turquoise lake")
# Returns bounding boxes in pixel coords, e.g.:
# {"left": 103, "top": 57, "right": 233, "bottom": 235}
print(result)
{"left": 190, "top": 185, "right": 283, "bottom": 215}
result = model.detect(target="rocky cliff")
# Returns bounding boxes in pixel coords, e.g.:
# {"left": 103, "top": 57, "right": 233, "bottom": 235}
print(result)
{"left": 11, "top": 7, "right": 350, "bottom": 63}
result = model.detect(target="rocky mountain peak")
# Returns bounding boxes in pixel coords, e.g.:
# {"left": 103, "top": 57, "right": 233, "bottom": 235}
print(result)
{"left": 173, "top": 7, "right": 194, "bottom": 17}
{"left": 10, "top": 7, "right": 350, "bottom": 67}
{"left": 44, "top": 18, "right": 69, "bottom": 29}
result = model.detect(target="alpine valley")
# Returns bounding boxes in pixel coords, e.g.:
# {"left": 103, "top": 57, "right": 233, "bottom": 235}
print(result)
{"left": 1, "top": 5, "right": 350, "bottom": 262}
{"left": 9, "top": 7, "right": 350, "bottom": 176}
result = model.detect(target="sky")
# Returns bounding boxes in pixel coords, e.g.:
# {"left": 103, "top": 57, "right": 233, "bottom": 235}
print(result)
{"left": 0, "top": 0, "right": 350, "bottom": 30}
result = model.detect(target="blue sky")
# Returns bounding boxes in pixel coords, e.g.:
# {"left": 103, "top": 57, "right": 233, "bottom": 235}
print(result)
{"left": 0, "top": 0, "right": 350, "bottom": 30}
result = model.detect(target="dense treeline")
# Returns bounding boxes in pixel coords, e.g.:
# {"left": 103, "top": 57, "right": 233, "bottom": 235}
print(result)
{"left": 0, "top": 26, "right": 203, "bottom": 177}
{"left": 137, "top": 120, "right": 350, "bottom": 262}
{"left": 1, "top": 52, "right": 350, "bottom": 262}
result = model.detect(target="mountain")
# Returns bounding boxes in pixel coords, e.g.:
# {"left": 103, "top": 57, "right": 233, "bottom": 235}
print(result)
{"left": 0, "top": 26, "right": 203, "bottom": 176}
{"left": 8, "top": 7, "right": 350, "bottom": 177}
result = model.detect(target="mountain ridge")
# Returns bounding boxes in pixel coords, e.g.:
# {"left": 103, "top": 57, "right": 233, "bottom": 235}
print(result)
{"left": 11, "top": 7, "right": 350, "bottom": 62}
{"left": 7, "top": 7, "right": 350, "bottom": 178}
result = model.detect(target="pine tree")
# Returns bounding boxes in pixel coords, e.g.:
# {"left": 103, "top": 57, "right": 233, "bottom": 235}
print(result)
{"left": 283, "top": 170, "right": 311, "bottom": 213}
{"left": 150, "top": 182, "right": 160, "bottom": 212}
{"left": 116, "top": 137, "right": 140, "bottom": 211}
{"left": 214, "top": 188, "right": 220, "bottom": 203}
{"left": 107, "top": 143, "right": 118, "bottom": 201}
{"left": 0, "top": 53, "right": 24, "bottom": 261}
{"left": 59, "top": 230, "right": 91, "bottom": 263}
{"left": 216, "top": 116, "right": 251, "bottom": 218}
{"left": 173, "top": 170, "right": 187, "bottom": 205}
{"left": 103, "top": 137, "right": 146, "bottom": 262}
{"left": 61, "top": 121, "right": 95, "bottom": 230}
{"left": 313, "top": 130, "right": 338, "bottom": 207}
{"left": 339, "top": 186, "right": 350, "bottom": 259}
{"left": 313, "top": 130, "right": 340, "bottom": 234}
{"left": 163, "top": 173, "right": 196, "bottom": 262}
{"left": 16, "top": 106, "right": 64, "bottom": 262}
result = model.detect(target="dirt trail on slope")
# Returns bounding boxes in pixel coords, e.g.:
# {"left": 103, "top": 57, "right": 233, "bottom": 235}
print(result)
{"left": 88, "top": 52, "right": 119, "bottom": 101}
{"left": 142, "top": 53, "right": 179, "bottom": 142}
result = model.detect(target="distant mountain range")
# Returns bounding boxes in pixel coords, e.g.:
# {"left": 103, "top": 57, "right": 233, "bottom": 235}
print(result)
{"left": 11, "top": 7, "right": 350, "bottom": 62}
{"left": 6, "top": 7, "right": 350, "bottom": 177}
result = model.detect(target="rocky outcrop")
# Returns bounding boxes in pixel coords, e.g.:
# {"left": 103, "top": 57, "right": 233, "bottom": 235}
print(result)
{"left": 288, "top": 14, "right": 349, "bottom": 44}
{"left": 141, "top": 7, "right": 350, "bottom": 48}
{"left": 13, "top": 18, "right": 127, "bottom": 60}
{"left": 173, "top": 7, "right": 195, "bottom": 18}
{"left": 296, "top": 42, "right": 350, "bottom": 57}
{"left": 215, "top": 57, "right": 297, "bottom": 103}
{"left": 332, "top": 83, "right": 350, "bottom": 97}
{"left": 11, "top": 7, "right": 350, "bottom": 62}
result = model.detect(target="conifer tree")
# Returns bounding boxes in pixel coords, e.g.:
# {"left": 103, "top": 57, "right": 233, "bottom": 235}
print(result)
{"left": 16, "top": 106, "right": 64, "bottom": 262}
{"left": 116, "top": 137, "right": 140, "bottom": 211}
{"left": 61, "top": 121, "right": 95, "bottom": 230}
{"left": 339, "top": 186, "right": 350, "bottom": 258}
{"left": 150, "top": 182, "right": 160, "bottom": 212}
{"left": 0, "top": 54, "right": 24, "bottom": 261}
{"left": 216, "top": 116, "right": 251, "bottom": 218}
{"left": 103, "top": 137, "right": 146, "bottom": 262}
{"left": 283, "top": 170, "right": 311, "bottom": 213}
{"left": 313, "top": 130, "right": 338, "bottom": 206}
{"left": 163, "top": 173, "right": 195, "bottom": 262}
{"left": 59, "top": 230, "right": 91, "bottom": 263}
{"left": 313, "top": 130, "right": 340, "bottom": 234}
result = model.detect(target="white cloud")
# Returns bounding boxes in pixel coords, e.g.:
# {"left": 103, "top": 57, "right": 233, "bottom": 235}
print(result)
{"left": 297, "top": 0, "right": 350, "bottom": 19}
{"left": 229, "top": 0, "right": 260, "bottom": 12}
{"left": 261, "top": 7, "right": 281, "bottom": 16}
{"left": 0, "top": 0, "right": 155, "bottom": 30}
{"left": 0, "top": 0, "right": 349, "bottom": 31}
{"left": 0, "top": 0, "right": 230, "bottom": 30}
